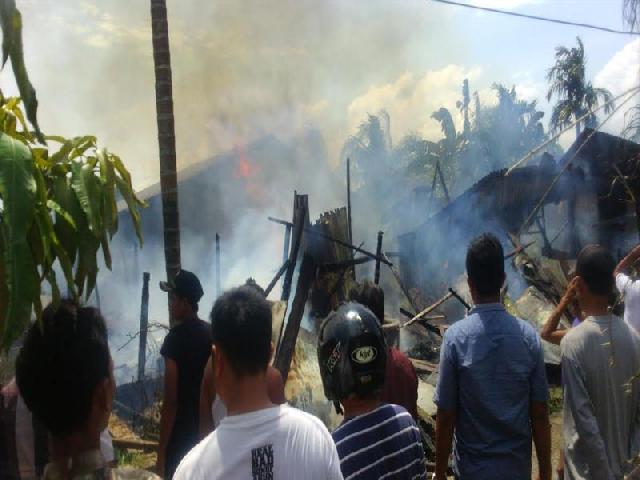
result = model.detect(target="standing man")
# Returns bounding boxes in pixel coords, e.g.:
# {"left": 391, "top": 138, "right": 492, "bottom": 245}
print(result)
{"left": 318, "top": 303, "right": 427, "bottom": 479}
{"left": 156, "top": 270, "right": 212, "bottom": 479}
{"left": 173, "top": 286, "right": 343, "bottom": 480}
{"left": 562, "top": 245, "right": 640, "bottom": 479}
{"left": 348, "top": 281, "right": 419, "bottom": 419}
{"left": 613, "top": 243, "right": 640, "bottom": 332}
{"left": 433, "top": 233, "right": 551, "bottom": 480}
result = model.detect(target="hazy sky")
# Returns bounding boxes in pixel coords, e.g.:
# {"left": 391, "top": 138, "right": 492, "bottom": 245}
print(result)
{"left": 1, "top": 0, "right": 637, "bottom": 189}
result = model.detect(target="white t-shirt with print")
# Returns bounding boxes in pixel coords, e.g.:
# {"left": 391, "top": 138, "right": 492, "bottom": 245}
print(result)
{"left": 173, "top": 404, "right": 344, "bottom": 480}
{"left": 616, "top": 273, "right": 640, "bottom": 333}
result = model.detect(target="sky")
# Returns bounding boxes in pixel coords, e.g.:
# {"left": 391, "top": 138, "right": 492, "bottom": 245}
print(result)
{"left": 0, "top": 0, "right": 637, "bottom": 190}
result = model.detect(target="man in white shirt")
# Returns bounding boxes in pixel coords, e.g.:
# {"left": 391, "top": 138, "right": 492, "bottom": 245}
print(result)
{"left": 613, "top": 243, "right": 640, "bottom": 332}
{"left": 562, "top": 245, "right": 640, "bottom": 479}
{"left": 174, "top": 286, "right": 343, "bottom": 480}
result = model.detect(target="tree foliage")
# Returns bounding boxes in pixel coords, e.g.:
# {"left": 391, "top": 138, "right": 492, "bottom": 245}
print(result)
{"left": 0, "top": 1, "right": 145, "bottom": 350}
{"left": 547, "top": 37, "right": 614, "bottom": 137}
{"left": 624, "top": 0, "right": 640, "bottom": 31}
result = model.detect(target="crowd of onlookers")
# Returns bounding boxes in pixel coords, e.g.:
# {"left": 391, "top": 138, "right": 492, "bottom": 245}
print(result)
{"left": 1, "top": 232, "right": 639, "bottom": 480}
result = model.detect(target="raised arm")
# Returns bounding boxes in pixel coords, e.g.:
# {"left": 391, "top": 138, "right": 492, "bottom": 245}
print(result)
{"left": 541, "top": 277, "right": 578, "bottom": 345}
{"left": 614, "top": 244, "right": 640, "bottom": 277}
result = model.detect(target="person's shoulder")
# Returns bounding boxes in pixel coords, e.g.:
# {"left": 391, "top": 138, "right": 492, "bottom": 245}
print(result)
{"left": 443, "top": 315, "right": 475, "bottom": 339}
{"left": 279, "top": 405, "right": 329, "bottom": 432}
{"left": 172, "top": 433, "right": 216, "bottom": 479}
{"left": 383, "top": 403, "right": 415, "bottom": 423}
{"left": 560, "top": 320, "right": 591, "bottom": 355}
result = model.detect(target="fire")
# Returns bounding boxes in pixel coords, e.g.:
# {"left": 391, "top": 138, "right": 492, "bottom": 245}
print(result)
{"left": 234, "top": 144, "right": 253, "bottom": 179}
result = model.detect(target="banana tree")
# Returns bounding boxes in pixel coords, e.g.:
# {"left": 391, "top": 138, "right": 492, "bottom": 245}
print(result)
{"left": 0, "top": 1, "right": 144, "bottom": 350}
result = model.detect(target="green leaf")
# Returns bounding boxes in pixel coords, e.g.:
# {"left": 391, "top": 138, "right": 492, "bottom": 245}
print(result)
{"left": 0, "top": 2, "right": 43, "bottom": 143}
{"left": 115, "top": 175, "right": 144, "bottom": 246}
{"left": 0, "top": 132, "right": 38, "bottom": 349}
{"left": 46, "top": 199, "right": 76, "bottom": 229}
{"left": 70, "top": 160, "right": 103, "bottom": 235}
{"left": 98, "top": 149, "right": 118, "bottom": 237}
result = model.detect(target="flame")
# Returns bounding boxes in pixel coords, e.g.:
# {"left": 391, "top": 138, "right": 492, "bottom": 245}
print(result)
{"left": 233, "top": 143, "right": 265, "bottom": 203}
{"left": 234, "top": 144, "right": 253, "bottom": 179}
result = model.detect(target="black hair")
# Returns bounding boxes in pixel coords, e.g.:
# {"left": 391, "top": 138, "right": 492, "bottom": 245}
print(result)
{"left": 348, "top": 280, "right": 384, "bottom": 323}
{"left": 210, "top": 286, "right": 272, "bottom": 376}
{"left": 16, "top": 300, "right": 110, "bottom": 437}
{"left": 244, "top": 278, "right": 266, "bottom": 297}
{"left": 466, "top": 233, "right": 505, "bottom": 297}
{"left": 576, "top": 244, "right": 615, "bottom": 296}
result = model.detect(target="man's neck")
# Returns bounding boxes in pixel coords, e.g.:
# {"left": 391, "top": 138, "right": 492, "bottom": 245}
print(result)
{"left": 224, "top": 374, "right": 274, "bottom": 416}
{"left": 342, "top": 396, "right": 381, "bottom": 419}
{"left": 580, "top": 295, "right": 609, "bottom": 318}
{"left": 49, "top": 428, "right": 101, "bottom": 463}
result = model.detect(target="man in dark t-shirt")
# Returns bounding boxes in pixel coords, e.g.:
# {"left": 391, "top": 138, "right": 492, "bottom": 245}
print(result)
{"left": 156, "top": 270, "right": 212, "bottom": 480}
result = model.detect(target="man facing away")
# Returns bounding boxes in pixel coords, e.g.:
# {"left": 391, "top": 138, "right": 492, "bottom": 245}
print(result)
{"left": 14, "top": 300, "right": 158, "bottom": 479}
{"left": 318, "top": 302, "right": 427, "bottom": 479}
{"left": 156, "top": 270, "right": 212, "bottom": 479}
{"left": 348, "top": 281, "right": 419, "bottom": 420}
{"left": 433, "top": 233, "right": 551, "bottom": 480}
{"left": 173, "top": 286, "right": 343, "bottom": 480}
{"left": 613, "top": 243, "right": 640, "bottom": 333}
{"left": 562, "top": 245, "right": 640, "bottom": 479}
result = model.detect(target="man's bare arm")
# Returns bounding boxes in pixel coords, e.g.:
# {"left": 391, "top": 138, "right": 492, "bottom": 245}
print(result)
{"left": 541, "top": 277, "right": 578, "bottom": 345}
{"left": 530, "top": 400, "right": 552, "bottom": 480}
{"left": 157, "top": 358, "right": 178, "bottom": 477}
{"left": 434, "top": 407, "right": 456, "bottom": 480}
{"left": 614, "top": 244, "right": 640, "bottom": 277}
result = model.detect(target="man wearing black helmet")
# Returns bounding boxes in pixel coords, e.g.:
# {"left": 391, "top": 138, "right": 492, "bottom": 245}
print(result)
{"left": 156, "top": 270, "right": 212, "bottom": 479}
{"left": 318, "top": 303, "right": 427, "bottom": 480}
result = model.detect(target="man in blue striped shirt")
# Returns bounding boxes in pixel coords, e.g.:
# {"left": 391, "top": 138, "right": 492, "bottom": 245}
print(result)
{"left": 318, "top": 303, "right": 427, "bottom": 480}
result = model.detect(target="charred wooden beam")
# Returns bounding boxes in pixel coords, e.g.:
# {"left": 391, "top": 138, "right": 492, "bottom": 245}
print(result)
{"left": 264, "top": 260, "right": 290, "bottom": 298}
{"left": 268, "top": 216, "right": 392, "bottom": 266}
{"left": 274, "top": 254, "right": 316, "bottom": 383}
{"left": 504, "top": 240, "right": 536, "bottom": 260}
{"left": 137, "top": 272, "right": 150, "bottom": 383}
{"left": 384, "top": 253, "right": 420, "bottom": 313}
{"left": 282, "top": 224, "right": 292, "bottom": 264}
{"left": 112, "top": 438, "right": 158, "bottom": 453}
{"left": 280, "top": 196, "right": 307, "bottom": 302}
{"left": 403, "top": 291, "right": 455, "bottom": 328}
{"left": 215, "top": 233, "right": 221, "bottom": 297}
{"left": 374, "top": 231, "right": 384, "bottom": 284}
{"left": 320, "top": 256, "right": 374, "bottom": 271}
{"left": 448, "top": 287, "right": 471, "bottom": 310}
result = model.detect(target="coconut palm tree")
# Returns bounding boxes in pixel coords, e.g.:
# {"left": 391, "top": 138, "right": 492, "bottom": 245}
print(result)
{"left": 150, "top": 0, "right": 181, "bottom": 318}
{"left": 624, "top": 0, "right": 640, "bottom": 31}
{"left": 547, "top": 37, "right": 614, "bottom": 138}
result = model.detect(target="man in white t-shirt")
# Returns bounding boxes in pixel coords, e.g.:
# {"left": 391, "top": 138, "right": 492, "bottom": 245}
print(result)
{"left": 174, "top": 286, "right": 343, "bottom": 480}
{"left": 613, "top": 243, "right": 640, "bottom": 332}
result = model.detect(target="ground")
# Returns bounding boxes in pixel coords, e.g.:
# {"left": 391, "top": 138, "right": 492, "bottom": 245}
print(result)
{"left": 532, "top": 411, "right": 563, "bottom": 479}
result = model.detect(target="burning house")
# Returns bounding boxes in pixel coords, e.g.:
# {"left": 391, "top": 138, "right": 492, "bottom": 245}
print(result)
{"left": 396, "top": 129, "right": 640, "bottom": 382}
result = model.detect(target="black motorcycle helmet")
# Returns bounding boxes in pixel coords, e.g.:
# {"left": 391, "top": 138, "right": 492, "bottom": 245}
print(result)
{"left": 318, "top": 302, "right": 388, "bottom": 411}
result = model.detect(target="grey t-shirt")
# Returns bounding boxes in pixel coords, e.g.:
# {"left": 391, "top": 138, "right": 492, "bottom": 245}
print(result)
{"left": 562, "top": 315, "right": 640, "bottom": 480}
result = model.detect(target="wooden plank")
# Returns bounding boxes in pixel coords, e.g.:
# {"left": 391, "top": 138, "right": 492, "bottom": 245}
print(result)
{"left": 112, "top": 438, "right": 158, "bottom": 452}
{"left": 274, "top": 254, "right": 316, "bottom": 383}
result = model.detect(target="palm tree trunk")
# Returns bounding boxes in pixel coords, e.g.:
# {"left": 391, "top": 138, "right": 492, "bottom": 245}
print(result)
{"left": 575, "top": 119, "right": 581, "bottom": 139}
{"left": 150, "top": 0, "right": 181, "bottom": 324}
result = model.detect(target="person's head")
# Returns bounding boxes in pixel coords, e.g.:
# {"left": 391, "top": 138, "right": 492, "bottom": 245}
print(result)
{"left": 466, "top": 233, "right": 505, "bottom": 303}
{"left": 318, "top": 303, "right": 387, "bottom": 414}
{"left": 16, "top": 300, "right": 114, "bottom": 443}
{"left": 348, "top": 280, "right": 384, "bottom": 323}
{"left": 575, "top": 245, "right": 615, "bottom": 311}
{"left": 209, "top": 286, "right": 273, "bottom": 403}
{"left": 160, "top": 269, "right": 204, "bottom": 320}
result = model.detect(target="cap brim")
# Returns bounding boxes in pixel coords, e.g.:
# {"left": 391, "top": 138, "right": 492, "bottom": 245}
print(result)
{"left": 159, "top": 281, "right": 173, "bottom": 292}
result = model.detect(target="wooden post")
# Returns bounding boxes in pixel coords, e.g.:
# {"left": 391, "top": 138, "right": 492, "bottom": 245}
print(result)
{"left": 281, "top": 194, "right": 308, "bottom": 302}
{"left": 137, "top": 272, "right": 150, "bottom": 383}
{"left": 215, "top": 233, "right": 221, "bottom": 297}
{"left": 374, "top": 231, "right": 384, "bottom": 284}
{"left": 282, "top": 224, "right": 292, "bottom": 264}
{"left": 274, "top": 254, "right": 316, "bottom": 382}
{"left": 347, "top": 158, "right": 355, "bottom": 281}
